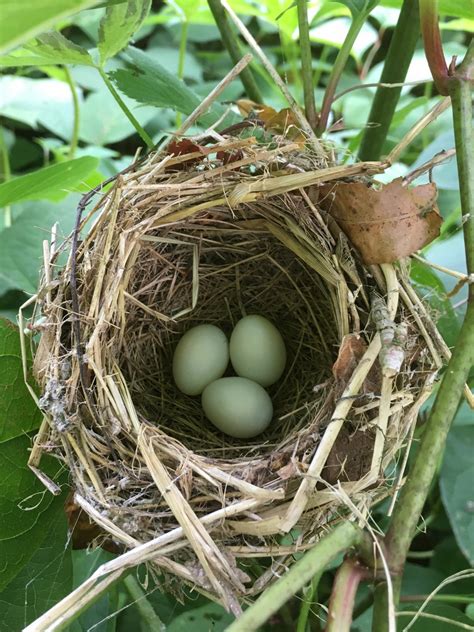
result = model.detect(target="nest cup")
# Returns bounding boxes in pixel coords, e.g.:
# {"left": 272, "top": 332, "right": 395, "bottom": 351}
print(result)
{"left": 29, "top": 136, "right": 439, "bottom": 612}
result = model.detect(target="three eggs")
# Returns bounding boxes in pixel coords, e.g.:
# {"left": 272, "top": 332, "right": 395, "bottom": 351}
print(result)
{"left": 172, "top": 315, "right": 286, "bottom": 438}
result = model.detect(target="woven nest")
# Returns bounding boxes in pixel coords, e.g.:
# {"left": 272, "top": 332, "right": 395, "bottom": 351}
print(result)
{"left": 27, "top": 134, "right": 442, "bottom": 613}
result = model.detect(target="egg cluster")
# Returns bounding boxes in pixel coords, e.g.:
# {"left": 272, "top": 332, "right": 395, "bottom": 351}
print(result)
{"left": 172, "top": 315, "right": 286, "bottom": 439}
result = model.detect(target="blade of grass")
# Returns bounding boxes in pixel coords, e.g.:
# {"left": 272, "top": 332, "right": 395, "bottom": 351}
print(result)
{"left": 64, "top": 66, "right": 80, "bottom": 160}
{"left": 0, "top": 126, "right": 12, "bottom": 227}
{"left": 358, "top": 0, "right": 420, "bottom": 160}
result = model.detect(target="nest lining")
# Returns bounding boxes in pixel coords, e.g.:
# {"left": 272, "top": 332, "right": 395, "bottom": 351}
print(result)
{"left": 28, "top": 136, "right": 441, "bottom": 609}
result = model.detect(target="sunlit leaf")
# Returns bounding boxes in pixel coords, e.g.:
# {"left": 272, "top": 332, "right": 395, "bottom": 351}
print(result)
{"left": 98, "top": 0, "right": 151, "bottom": 64}
{"left": 0, "top": 157, "right": 98, "bottom": 208}
{"left": 0, "top": 0, "right": 102, "bottom": 55}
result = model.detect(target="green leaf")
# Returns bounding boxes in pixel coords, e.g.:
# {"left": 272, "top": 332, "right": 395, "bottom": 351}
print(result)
{"left": 0, "top": 196, "right": 81, "bottom": 294}
{"left": 380, "top": 0, "right": 474, "bottom": 20}
{"left": 0, "top": 509, "right": 72, "bottom": 631}
{"left": 440, "top": 426, "right": 474, "bottom": 565}
{"left": 0, "top": 31, "right": 94, "bottom": 67}
{"left": 334, "top": 0, "right": 380, "bottom": 18}
{"left": 98, "top": 0, "right": 152, "bottom": 65}
{"left": 0, "top": 435, "right": 65, "bottom": 591}
{"left": 397, "top": 603, "right": 474, "bottom": 631}
{"left": 0, "top": 318, "right": 42, "bottom": 443}
{"left": 0, "top": 0, "right": 103, "bottom": 55}
{"left": 167, "top": 603, "right": 234, "bottom": 631}
{"left": 0, "top": 157, "right": 99, "bottom": 208}
{"left": 110, "top": 47, "right": 226, "bottom": 127}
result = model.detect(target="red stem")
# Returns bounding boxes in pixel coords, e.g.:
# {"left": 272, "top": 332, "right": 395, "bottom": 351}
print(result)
{"left": 325, "top": 557, "right": 366, "bottom": 632}
{"left": 419, "top": 0, "right": 450, "bottom": 95}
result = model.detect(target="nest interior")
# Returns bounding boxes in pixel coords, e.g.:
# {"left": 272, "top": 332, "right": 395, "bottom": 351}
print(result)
{"left": 31, "top": 136, "right": 440, "bottom": 611}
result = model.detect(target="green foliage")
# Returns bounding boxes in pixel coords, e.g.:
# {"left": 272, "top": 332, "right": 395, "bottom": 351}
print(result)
{"left": 440, "top": 426, "right": 474, "bottom": 565}
{"left": 0, "top": 434, "right": 66, "bottom": 591}
{"left": 0, "top": 0, "right": 102, "bottom": 55}
{"left": 167, "top": 603, "right": 234, "bottom": 631}
{"left": 335, "top": 0, "right": 380, "bottom": 18}
{"left": 0, "top": 319, "right": 41, "bottom": 442}
{"left": 0, "top": 510, "right": 72, "bottom": 631}
{"left": 0, "top": 157, "right": 98, "bottom": 207}
{"left": 98, "top": 0, "right": 152, "bottom": 65}
{"left": 110, "top": 47, "right": 226, "bottom": 126}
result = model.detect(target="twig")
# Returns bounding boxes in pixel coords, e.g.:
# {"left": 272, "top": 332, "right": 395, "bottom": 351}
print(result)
{"left": 225, "top": 522, "right": 363, "bottom": 632}
{"left": 358, "top": 0, "right": 420, "bottom": 160}
{"left": 220, "top": 0, "right": 325, "bottom": 158}
{"left": 296, "top": 0, "right": 317, "bottom": 129}
{"left": 174, "top": 54, "right": 253, "bottom": 138}
{"left": 207, "top": 0, "right": 262, "bottom": 103}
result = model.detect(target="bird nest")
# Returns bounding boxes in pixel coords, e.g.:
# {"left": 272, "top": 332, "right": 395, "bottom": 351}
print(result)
{"left": 25, "top": 133, "right": 443, "bottom": 614}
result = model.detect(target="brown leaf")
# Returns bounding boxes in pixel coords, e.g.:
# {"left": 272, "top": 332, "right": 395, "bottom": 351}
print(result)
{"left": 166, "top": 139, "right": 205, "bottom": 170}
{"left": 235, "top": 100, "right": 305, "bottom": 142}
{"left": 320, "top": 178, "right": 442, "bottom": 264}
{"left": 332, "top": 334, "right": 367, "bottom": 382}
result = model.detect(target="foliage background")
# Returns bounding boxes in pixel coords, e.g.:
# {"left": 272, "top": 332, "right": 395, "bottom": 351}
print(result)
{"left": 0, "top": 0, "right": 472, "bottom": 630}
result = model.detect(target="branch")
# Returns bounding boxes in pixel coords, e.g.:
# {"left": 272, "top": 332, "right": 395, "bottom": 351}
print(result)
{"left": 296, "top": 0, "right": 317, "bottom": 129}
{"left": 371, "top": 43, "right": 474, "bottom": 632}
{"left": 358, "top": 0, "right": 420, "bottom": 160}
{"left": 207, "top": 0, "right": 263, "bottom": 103}
{"left": 226, "top": 521, "right": 363, "bottom": 632}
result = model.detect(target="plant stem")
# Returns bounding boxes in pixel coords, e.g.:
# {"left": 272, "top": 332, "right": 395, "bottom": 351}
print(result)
{"left": 296, "top": 0, "right": 317, "bottom": 130}
{"left": 358, "top": 0, "right": 420, "bottom": 160}
{"left": 176, "top": 19, "right": 189, "bottom": 127}
{"left": 207, "top": 0, "right": 263, "bottom": 103}
{"left": 419, "top": 0, "right": 449, "bottom": 95}
{"left": 316, "top": 11, "right": 367, "bottom": 135}
{"left": 296, "top": 569, "right": 323, "bottom": 632}
{"left": 64, "top": 66, "right": 80, "bottom": 160}
{"left": 123, "top": 575, "right": 166, "bottom": 631}
{"left": 372, "top": 46, "right": 474, "bottom": 631}
{"left": 326, "top": 558, "right": 366, "bottom": 632}
{"left": 0, "top": 125, "right": 12, "bottom": 227}
{"left": 226, "top": 521, "right": 363, "bottom": 632}
{"left": 97, "top": 66, "right": 154, "bottom": 149}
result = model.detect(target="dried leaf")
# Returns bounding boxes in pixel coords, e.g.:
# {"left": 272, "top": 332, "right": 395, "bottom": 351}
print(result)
{"left": 320, "top": 178, "right": 442, "bottom": 264}
{"left": 332, "top": 334, "right": 367, "bottom": 382}
{"left": 235, "top": 100, "right": 305, "bottom": 142}
{"left": 167, "top": 139, "right": 204, "bottom": 170}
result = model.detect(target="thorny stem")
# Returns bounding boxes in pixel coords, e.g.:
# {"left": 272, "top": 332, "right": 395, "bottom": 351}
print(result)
{"left": 96, "top": 66, "right": 154, "bottom": 149}
{"left": 64, "top": 66, "right": 80, "bottom": 160}
{"left": 326, "top": 558, "right": 366, "bottom": 632}
{"left": 0, "top": 125, "right": 12, "bottom": 227}
{"left": 419, "top": 0, "right": 450, "bottom": 95}
{"left": 226, "top": 522, "right": 363, "bottom": 632}
{"left": 316, "top": 11, "right": 367, "bottom": 135}
{"left": 371, "top": 42, "right": 474, "bottom": 632}
{"left": 207, "top": 0, "right": 263, "bottom": 103}
{"left": 296, "top": 0, "right": 317, "bottom": 129}
{"left": 358, "top": 0, "right": 420, "bottom": 160}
